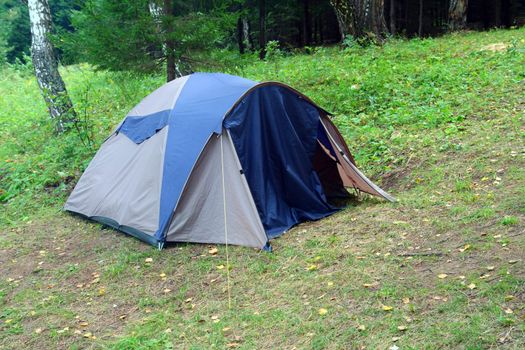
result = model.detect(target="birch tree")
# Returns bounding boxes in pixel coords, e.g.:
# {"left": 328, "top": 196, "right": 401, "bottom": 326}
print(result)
{"left": 448, "top": 0, "right": 468, "bottom": 31}
{"left": 28, "top": 0, "right": 76, "bottom": 133}
{"left": 330, "top": 0, "right": 388, "bottom": 43}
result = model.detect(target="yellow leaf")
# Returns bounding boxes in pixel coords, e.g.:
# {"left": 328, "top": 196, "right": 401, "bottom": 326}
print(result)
{"left": 459, "top": 244, "right": 471, "bottom": 252}
{"left": 402, "top": 297, "right": 410, "bottom": 304}
{"left": 382, "top": 305, "right": 393, "bottom": 311}
{"left": 306, "top": 264, "right": 318, "bottom": 271}
{"left": 357, "top": 324, "right": 366, "bottom": 331}
{"left": 326, "top": 281, "right": 334, "bottom": 287}
{"left": 159, "top": 273, "right": 166, "bottom": 278}
{"left": 467, "top": 283, "right": 476, "bottom": 290}
{"left": 318, "top": 308, "right": 328, "bottom": 316}
{"left": 437, "top": 274, "right": 448, "bottom": 279}
{"left": 208, "top": 247, "right": 218, "bottom": 255}
{"left": 145, "top": 258, "right": 153, "bottom": 263}
{"left": 216, "top": 265, "right": 225, "bottom": 270}
{"left": 5, "top": 319, "right": 12, "bottom": 324}
{"left": 98, "top": 288, "right": 106, "bottom": 296}
{"left": 82, "top": 332, "right": 92, "bottom": 338}
{"left": 363, "top": 282, "right": 379, "bottom": 288}
{"left": 79, "top": 322, "right": 89, "bottom": 327}
{"left": 504, "top": 295, "right": 515, "bottom": 301}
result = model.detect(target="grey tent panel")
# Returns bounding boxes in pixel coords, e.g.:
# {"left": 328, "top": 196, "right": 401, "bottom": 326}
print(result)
{"left": 65, "top": 127, "right": 168, "bottom": 235}
{"left": 166, "top": 130, "right": 268, "bottom": 249}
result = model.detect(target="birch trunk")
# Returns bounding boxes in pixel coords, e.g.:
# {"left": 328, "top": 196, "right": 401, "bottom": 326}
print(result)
{"left": 329, "top": 0, "right": 388, "bottom": 43}
{"left": 448, "top": 0, "right": 468, "bottom": 31}
{"left": 28, "top": 0, "right": 76, "bottom": 133}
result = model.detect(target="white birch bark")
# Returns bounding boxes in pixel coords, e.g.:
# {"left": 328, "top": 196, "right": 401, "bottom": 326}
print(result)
{"left": 28, "top": 0, "right": 76, "bottom": 132}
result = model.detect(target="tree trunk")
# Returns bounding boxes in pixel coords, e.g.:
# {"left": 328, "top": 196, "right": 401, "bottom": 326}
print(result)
{"left": 242, "top": 18, "right": 252, "bottom": 51}
{"left": 418, "top": 0, "right": 423, "bottom": 36}
{"left": 28, "top": 0, "right": 76, "bottom": 133}
{"left": 448, "top": 0, "right": 468, "bottom": 31}
{"left": 302, "top": 0, "right": 311, "bottom": 46}
{"left": 258, "top": 0, "right": 266, "bottom": 59}
{"left": 389, "top": 0, "right": 396, "bottom": 35}
{"left": 329, "top": 0, "right": 388, "bottom": 43}
{"left": 237, "top": 17, "right": 245, "bottom": 54}
{"left": 163, "top": 0, "right": 176, "bottom": 82}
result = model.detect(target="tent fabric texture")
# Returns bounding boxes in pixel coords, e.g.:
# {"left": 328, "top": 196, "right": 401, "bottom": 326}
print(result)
{"left": 65, "top": 72, "right": 394, "bottom": 250}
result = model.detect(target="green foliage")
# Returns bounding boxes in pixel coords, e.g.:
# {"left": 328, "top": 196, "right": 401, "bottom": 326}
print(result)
{"left": 60, "top": 0, "right": 240, "bottom": 73}
{"left": 0, "top": 0, "right": 81, "bottom": 64}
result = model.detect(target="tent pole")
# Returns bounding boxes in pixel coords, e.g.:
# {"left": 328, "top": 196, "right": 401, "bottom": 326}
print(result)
{"left": 220, "top": 132, "right": 232, "bottom": 309}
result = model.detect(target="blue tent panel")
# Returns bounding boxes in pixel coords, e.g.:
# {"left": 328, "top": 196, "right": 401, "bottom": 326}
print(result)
{"left": 117, "top": 110, "right": 171, "bottom": 144}
{"left": 155, "top": 73, "right": 257, "bottom": 241}
{"left": 224, "top": 85, "right": 338, "bottom": 238}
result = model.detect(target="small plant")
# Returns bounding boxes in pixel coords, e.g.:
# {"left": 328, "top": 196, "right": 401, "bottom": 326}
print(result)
{"left": 501, "top": 216, "right": 519, "bottom": 226}
{"left": 264, "top": 40, "right": 283, "bottom": 61}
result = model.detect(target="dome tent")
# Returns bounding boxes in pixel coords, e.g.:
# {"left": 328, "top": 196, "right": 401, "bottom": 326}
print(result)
{"left": 65, "top": 73, "right": 394, "bottom": 250}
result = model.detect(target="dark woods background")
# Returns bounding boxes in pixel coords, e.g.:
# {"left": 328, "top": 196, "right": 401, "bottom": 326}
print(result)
{"left": 2, "top": 0, "right": 525, "bottom": 76}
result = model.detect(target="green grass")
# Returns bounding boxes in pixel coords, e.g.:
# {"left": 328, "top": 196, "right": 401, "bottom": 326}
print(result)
{"left": 1, "top": 28, "right": 525, "bottom": 349}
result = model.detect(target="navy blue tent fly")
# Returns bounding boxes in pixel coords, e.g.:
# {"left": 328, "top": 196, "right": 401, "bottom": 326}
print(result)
{"left": 65, "top": 73, "right": 394, "bottom": 250}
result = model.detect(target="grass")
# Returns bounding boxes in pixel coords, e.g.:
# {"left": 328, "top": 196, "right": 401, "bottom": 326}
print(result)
{"left": 1, "top": 28, "right": 525, "bottom": 349}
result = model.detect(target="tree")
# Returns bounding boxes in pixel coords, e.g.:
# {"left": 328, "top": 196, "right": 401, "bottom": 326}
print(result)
{"left": 28, "top": 0, "right": 76, "bottom": 133}
{"left": 258, "top": 0, "right": 266, "bottom": 59}
{"left": 448, "top": 0, "right": 468, "bottom": 31}
{"left": 389, "top": 0, "right": 395, "bottom": 35}
{"left": 329, "top": 0, "right": 388, "bottom": 43}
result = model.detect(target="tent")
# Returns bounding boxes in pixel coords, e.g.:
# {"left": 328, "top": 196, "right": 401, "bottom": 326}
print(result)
{"left": 65, "top": 73, "right": 394, "bottom": 250}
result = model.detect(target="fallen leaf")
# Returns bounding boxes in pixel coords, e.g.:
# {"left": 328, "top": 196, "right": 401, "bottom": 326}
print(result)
{"left": 402, "top": 297, "right": 410, "bottom": 304}
{"left": 508, "top": 260, "right": 519, "bottom": 264}
{"left": 216, "top": 265, "right": 225, "bottom": 270}
{"left": 363, "top": 282, "right": 379, "bottom": 288}
{"left": 145, "top": 258, "right": 153, "bottom": 263}
{"left": 79, "top": 322, "right": 89, "bottom": 327}
{"left": 98, "top": 288, "right": 106, "bottom": 296}
{"left": 82, "top": 332, "right": 92, "bottom": 338}
{"left": 486, "top": 266, "right": 495, "bottom": 271}
{"left": 211, "top": 315, "right": 220, "bottom": 320}
{"left": 185, "top": 297, "right": 193, "bottom": 303}
{"left": 159, "top": 273, "right": 166, "bottom": 278}
{"left": 504, "top": 295, "right": 515, "bottom": 301}
{"left": 504, "top": 308, "right": 513, "bottom": 314}
{"left": 437, "top": 274, "right": 448, "bottom": 279}
{"left": 306, "top": 264, "right": 318, "bottom": 271}
{"left": 459, "top": 244, "right": 471, "bottom": 252}
{"left": 326, "top": 281, "right": 334, "bottom": 287}
{"left": 57, "top": 327, "right": 69, "bottom": 334}
{"left": 397, "top": 325, "right": 407, "bottom": 331}
{"left": 163, "top": 288, "right": 171, "bottom": 293}
{"left": 467, "top": 283, "right": 476, "bottom": 290}
{"left": 119, "top": 315, "right": 126, "bottom": 320}
{"left": 357, "top": 324, "right": 366, "bottom": 331}
{"left": 35, "top": 328, "right": 43, "bottom": 334}
{"left": 392, "top": 336, "right": 401, "bottom": 341}
{"left": 165, "top": 328, "right": 172, "bottom": 333}
{"left": 208, "top": 247, "right": 218, "bottom": 255}
{"left": 318, "top": 308, "right": 328, "bottom": 315}
{"left": 382, "top": 305, "right": 394, "bottom": 311}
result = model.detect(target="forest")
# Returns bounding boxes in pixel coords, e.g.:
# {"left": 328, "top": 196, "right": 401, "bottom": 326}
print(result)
{"left": 1, "top": 1, "right": 525, "bottom": 349}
